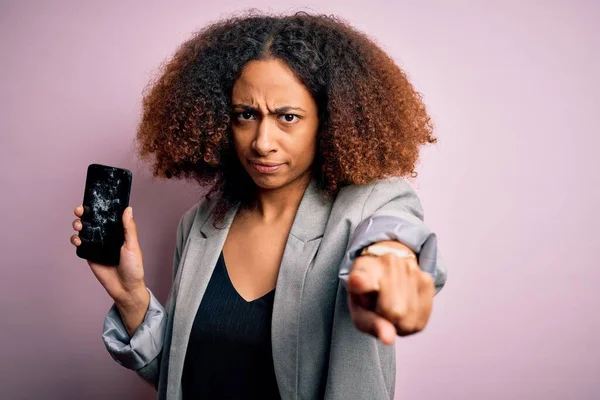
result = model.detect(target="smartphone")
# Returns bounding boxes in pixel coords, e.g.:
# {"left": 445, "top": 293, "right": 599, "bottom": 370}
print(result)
{"left": 76, "top": 163, "right": 132, "bottom": 266}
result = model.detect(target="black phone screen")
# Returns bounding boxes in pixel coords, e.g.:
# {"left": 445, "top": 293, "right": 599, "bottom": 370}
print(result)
{"left": 76, "top": 164, "right": 132, "bottom": 266}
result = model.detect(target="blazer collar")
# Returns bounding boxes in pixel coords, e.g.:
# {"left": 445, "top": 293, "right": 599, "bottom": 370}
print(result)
{"left": 288, "top": 177, "right": 331, "bottom": 242}
{"left": 199, "top": 198, "right": 239, "bottom": 238}
{"left": 198, "top": 177, "right": 329, "bottom": 242}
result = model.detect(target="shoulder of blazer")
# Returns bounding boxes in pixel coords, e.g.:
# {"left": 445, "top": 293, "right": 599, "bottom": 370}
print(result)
{"left": 335, "top": 176, "right": 410, "bottom": 216}
{"left": 175, "top": 193, "right": 218, "bottom": 251}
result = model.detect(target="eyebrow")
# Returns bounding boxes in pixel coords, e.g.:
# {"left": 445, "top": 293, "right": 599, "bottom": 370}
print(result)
{"left": 232, "top": 104, "right": 307, "bottom": 114}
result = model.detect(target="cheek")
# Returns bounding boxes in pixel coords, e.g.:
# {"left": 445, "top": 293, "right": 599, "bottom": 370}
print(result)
{"left": 232, "top": 130, "right": 250, "bottom": 152}
{"left": 288, "top": 132, "right": 317, "bottom": 165}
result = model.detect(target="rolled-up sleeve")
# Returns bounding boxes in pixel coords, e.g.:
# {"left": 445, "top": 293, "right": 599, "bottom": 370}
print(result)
{"left": 338, "top": 178, "right": 447, "bottom": 294}
{"left": 102, "top": 288, "right": 167, "bottom": 371}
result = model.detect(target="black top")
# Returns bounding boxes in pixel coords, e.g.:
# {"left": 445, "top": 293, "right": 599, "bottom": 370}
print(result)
{"left": 181, "top": 251, "right": 280, "bottom": 399}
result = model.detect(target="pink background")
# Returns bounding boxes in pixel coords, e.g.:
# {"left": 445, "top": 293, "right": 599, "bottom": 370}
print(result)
{"left": 1, "top": 1, "right": 598, "bottom": 399}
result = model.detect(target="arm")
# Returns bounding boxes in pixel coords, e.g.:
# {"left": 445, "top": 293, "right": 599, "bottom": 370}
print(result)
{"left": 325, "top": 178, "right": 444, "bottom": 397}
{"left": 101, "top": 207, "right": 192, "bottom": 388}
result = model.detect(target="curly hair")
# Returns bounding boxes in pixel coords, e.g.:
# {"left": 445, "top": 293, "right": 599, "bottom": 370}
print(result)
{"left": 137, "top": 11, "right": 436, "bottom": 223}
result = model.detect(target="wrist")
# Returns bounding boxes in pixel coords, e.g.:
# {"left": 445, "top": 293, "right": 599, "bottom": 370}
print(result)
{"left": 115, "top": 287, "right": 150, "bottom": 337}
{"left": 115, "top": 286, "right": 150, "bottom": 314}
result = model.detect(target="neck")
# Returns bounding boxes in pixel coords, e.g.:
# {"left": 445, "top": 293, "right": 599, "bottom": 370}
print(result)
{"left": 251, "top": 172, "right": 312, "bottom": 222}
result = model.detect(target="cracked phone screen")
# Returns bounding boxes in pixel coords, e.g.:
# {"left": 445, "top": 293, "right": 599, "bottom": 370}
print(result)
{"left": 77, "top": 164, "right": 132, "bottom": 266}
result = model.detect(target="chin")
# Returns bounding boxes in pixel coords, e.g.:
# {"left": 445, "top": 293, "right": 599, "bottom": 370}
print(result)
{"left": 248, "top": 174, "right": 286, "bottom": 190}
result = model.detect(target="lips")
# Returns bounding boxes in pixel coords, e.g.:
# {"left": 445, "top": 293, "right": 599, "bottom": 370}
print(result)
{"left": 250, "top": 161, "right": 284, "bottom": 173}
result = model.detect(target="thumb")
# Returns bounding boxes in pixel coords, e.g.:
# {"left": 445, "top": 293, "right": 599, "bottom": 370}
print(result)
{"left": 122, "top": 206, "right": 139, "bottom": 250}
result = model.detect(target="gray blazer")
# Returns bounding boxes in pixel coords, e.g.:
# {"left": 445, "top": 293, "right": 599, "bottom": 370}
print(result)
{"left": 102, "top": 177, "right": 447, "bottom": 399}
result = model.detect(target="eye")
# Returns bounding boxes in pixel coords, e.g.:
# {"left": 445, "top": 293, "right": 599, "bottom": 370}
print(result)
{"left": 236, "top": 112, "right": 255, "bottom": 121}
{"left": 279, "top": 114, "right": 299, "bottom": 123}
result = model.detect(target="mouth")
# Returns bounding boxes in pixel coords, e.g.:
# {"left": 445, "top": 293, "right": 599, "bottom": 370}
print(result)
{"left": 249, "top": 161, "right": 284, "bottom": 174}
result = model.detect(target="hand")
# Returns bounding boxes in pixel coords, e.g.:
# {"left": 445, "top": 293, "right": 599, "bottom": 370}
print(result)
{"left": 70, "top": 205, "right": 147, "bottom": 307}
{"left": 347, "top": 243, "right": 435, "bottom": 345}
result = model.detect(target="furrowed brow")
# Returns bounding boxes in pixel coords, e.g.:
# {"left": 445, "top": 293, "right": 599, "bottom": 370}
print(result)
{"left": 273, "top": 106, "right": 306, "bottom": 114}
{"left": 232, "top": 104, "right": 257, "bottom": 112}
{"left": 231, "top": 104, "right": 306, "bottom": 114}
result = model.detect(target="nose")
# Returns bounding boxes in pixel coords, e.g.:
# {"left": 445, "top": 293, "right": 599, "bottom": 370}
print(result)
{"left": 252, "top": 119, "right": 277, "bottom": 156}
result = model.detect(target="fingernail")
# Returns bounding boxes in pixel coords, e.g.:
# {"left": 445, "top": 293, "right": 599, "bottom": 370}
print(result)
{"left": 129, "top": 207, "right": 133, "bottom": 218}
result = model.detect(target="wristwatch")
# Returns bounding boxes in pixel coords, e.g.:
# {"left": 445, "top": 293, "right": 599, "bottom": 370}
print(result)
{"left": 360, "top": 244, "right": 417, "bottom": 260}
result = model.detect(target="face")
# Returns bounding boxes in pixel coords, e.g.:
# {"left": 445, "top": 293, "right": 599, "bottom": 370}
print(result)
{"left": 230, "top": 58, "right": 319, "bottom": 191}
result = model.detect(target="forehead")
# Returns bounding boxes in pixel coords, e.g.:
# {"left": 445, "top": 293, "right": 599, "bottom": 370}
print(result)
{"left": 232, "top": 59, "right": 314, "bottom": 106}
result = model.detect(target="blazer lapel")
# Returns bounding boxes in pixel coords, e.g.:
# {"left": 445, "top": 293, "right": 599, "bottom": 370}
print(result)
{"left": 166, "top": 201, "right": 239, "bottom": 400}
{"left": 271, "top": 178, "right": 333, "bottom": 399}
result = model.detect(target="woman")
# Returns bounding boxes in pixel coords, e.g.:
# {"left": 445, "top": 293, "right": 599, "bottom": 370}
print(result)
{"left": 70, "top": 12, "right": 447, "bottom": 399}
